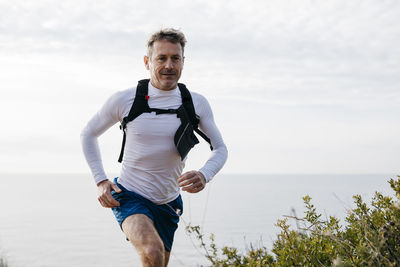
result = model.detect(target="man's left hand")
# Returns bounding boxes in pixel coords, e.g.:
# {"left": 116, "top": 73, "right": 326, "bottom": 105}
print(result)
{"left": 178, "top": 171, "right": 206, "bottom": 193}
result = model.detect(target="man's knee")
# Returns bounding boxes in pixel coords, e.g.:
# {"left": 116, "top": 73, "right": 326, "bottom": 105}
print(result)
{"left": 141, "top": 241, "right": 165, "bottom": 265}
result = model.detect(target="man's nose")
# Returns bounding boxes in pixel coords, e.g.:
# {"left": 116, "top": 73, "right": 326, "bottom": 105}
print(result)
{"left": 165, "top": 59, "right": 174, "bottom": 69}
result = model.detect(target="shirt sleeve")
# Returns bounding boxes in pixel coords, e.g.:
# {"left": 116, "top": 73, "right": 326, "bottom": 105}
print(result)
{"left": 194, "top": 94, "right": 228, "bottom": 182}
{"left": 80, "top": 90, "right": 128, "bottom": 185}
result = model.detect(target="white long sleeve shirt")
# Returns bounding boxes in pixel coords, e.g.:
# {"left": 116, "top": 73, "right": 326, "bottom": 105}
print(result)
{"left": 81, "top": 82, "right": 228, "bottom": 204}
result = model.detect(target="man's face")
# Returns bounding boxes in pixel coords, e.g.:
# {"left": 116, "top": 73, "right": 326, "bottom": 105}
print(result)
{"left": 144, "top": 40, "right": 184, "bottom": 91}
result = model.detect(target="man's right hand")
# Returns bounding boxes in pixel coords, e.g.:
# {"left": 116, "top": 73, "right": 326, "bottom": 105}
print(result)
{"left": 97, "top": 179, "right": 122, "bottom": 208}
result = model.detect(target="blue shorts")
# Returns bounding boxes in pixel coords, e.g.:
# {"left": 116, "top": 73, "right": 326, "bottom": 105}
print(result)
{"left": 111, "top": 178, "right": 183, "bottom": 252}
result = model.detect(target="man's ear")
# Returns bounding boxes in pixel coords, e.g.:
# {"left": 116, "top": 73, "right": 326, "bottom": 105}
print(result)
{"left": 144, "top": 55, "right": 150, "bottom": 70}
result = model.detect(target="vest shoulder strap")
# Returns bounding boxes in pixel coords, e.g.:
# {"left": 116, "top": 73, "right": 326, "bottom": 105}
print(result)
{"left": 118, "top": 79, "right": 150, "bottom": 162}
{"left": 178, "top": 83, "right": 199, "bottom": 126}
{"left": 178, "top": 83, "right": 213, "bottom": 150}
{"left": 122, "top": 79, "right": 150, "bottom": 128}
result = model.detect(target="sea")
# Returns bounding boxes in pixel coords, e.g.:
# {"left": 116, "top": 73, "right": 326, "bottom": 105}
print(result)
{"left": 0, "top": 173, "right": 396, "bottom": 267}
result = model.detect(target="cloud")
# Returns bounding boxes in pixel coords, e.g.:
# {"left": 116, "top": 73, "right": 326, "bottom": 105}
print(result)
{"left": 2, "top": 0, "right": 399, "bottom": 55}
{"left": 0, "top": 0, "right": 399, "bottom": 173}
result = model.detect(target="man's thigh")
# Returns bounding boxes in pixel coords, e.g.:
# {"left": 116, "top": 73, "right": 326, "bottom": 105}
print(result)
{"left": 122, "top": 213, "right": 163, "bottom": 248}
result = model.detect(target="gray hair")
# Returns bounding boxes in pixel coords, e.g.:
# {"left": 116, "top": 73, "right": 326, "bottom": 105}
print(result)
{"left": 146, "top": 28, "right": 187, "bottom": 58}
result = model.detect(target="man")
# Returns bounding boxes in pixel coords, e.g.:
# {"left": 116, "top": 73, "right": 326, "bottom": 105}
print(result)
{"left": 81, "top": 28, "right": 228, "bottom": 267}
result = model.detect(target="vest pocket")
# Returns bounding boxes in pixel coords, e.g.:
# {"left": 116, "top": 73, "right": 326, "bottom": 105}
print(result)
{"left": 174, "top": 122, "right": 199, "bottom": 160}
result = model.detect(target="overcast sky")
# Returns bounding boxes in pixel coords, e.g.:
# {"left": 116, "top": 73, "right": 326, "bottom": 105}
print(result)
{"left": 0, "top": 0, "right": 399, "bottom": 175}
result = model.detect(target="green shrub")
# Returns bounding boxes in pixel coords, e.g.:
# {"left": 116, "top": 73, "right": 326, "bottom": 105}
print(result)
{"left": 187, "top": 176, "right": 400, "bottom": 266}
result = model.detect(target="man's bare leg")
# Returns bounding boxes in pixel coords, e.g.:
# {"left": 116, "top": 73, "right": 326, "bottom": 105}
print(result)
{"left": 164, "top": 251, "right": 170, "bottom": 267}
{"left": 122, "top": 214, "right": 170, "bottom": 267}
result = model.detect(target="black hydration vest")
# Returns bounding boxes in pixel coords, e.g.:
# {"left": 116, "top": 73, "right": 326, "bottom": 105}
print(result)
{"left": 118, "top": 79, "right": 213, "bottom": 162}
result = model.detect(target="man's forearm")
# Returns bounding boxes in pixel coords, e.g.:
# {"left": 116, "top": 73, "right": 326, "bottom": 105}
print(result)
{"left": 81, "top": 128, "right": 108, "bottom": 184}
